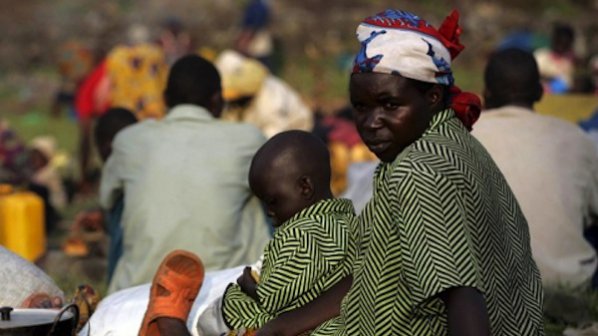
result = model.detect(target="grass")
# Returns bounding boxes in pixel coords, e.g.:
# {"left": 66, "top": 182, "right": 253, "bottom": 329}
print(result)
{"left": 3, "top": 110, "right": 79, "bottom": 154}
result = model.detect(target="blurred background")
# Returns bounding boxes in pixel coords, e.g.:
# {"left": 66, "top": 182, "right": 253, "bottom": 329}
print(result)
{"left": 1, "top": 1, "right": 598, "bottom": 334}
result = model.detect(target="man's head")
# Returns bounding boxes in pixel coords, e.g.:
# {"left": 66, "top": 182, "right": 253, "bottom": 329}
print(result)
{"left": 551, "top": 23, "right": 574, "bottom": 55}
{"left": 350, "top": 9, "right": 472, "bottom": 163}
{"left": 94, "top": 107, "right": 137, "bottom": 162}
{"left": 483, "top": 48, "right": 543, "bottom": 110}
{"left": 164, "top": 55, "right": 223, "bottom": 117}
{"left": 249, "top": 130, "right": 332, "bottom": 227}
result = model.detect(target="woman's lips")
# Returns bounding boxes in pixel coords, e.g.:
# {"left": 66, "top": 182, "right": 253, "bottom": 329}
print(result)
{"left": 367, "top": 141, "right": 391, "bottom": 153}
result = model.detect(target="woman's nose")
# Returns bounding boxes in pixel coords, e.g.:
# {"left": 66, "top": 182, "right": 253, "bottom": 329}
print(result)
{"left": 362, "top": 110, "right": 383, "bottom": 130}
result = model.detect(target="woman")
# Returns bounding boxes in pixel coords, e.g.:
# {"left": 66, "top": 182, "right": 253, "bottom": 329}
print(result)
{"left": 257, "top": 9, "right": 544, "bottom": 336}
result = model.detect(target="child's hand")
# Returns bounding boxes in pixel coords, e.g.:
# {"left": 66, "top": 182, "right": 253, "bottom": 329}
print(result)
{"left": 237, "top": 266, "right": 259, "bottom": 301}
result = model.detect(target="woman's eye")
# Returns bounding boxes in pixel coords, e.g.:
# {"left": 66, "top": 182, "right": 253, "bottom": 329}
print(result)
{"left": 383, "top": 101, "right": 399, "bottom": 110}
{"left": 352, "top": 102, "right": 366, "bottom": 112}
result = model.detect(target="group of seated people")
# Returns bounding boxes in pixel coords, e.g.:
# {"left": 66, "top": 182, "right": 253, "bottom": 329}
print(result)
{"left": 3, "top": 7, "right": 598, "bottom": 336}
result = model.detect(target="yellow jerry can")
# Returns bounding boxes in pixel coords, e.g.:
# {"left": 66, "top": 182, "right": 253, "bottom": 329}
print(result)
{"left": 0, "top": 184, "right": 46, "bottom": 261}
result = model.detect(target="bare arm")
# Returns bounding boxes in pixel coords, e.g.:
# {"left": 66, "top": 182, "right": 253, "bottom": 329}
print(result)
{"left": 256, "top": 275, "right": 352, "bottom": 336}
{"left": 439, "top": 286, "right": 490, "bottom": 336}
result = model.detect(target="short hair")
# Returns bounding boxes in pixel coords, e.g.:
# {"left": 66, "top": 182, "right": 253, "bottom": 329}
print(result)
{"left": 553, "top": 23, "right": 575, "bottom": 43}
{"left": 94, "top": 107, "right": 137, "bottom": 161}
{"left": 164, "top": 55, "right": 221, "bottom": 108}
{"left": 484, "top": 48, "right": 542, "bottom": 108}
{"left": 95, "top": 108, "right": 137, "bottom": 146}
{"left": 250, "top": 130, "right": 331, "bottom": 188}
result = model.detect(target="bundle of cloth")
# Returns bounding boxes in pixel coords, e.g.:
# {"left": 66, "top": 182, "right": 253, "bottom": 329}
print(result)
{"left": 80, "top": 266, "right": 244, "bottom": 336}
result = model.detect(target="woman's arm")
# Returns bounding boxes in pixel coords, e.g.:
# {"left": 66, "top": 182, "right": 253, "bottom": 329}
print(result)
{"left": 439, "top": 286, "right": 491, "bottom": 336}
{"left": 256, "top": 275, "right": 352, "bottom": 336}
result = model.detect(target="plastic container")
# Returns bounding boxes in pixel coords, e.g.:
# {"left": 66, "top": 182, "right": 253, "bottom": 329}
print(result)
{"left": 0, "top": 185, "right": 46, "bottom": 262}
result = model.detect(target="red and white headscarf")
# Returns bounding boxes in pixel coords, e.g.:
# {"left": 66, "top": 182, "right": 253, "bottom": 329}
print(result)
{"left": 353, "top": 9, "right": 481, "bottom": 130}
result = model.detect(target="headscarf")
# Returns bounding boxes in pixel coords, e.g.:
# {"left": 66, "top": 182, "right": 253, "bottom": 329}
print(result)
{"left": 353, "top": 9, "right": 481, "bottom": 130}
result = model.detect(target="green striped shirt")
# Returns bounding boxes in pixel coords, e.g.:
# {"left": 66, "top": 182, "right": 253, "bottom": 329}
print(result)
{"left": 222, "top": 198, "right": 355, "bottom": 330}
{"left": 317, "top": 109, "right": 544, "bottom": 335}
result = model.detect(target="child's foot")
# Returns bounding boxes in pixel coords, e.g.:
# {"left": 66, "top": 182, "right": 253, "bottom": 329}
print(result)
{"left": 138, "top": 250, "right": 204, "bottom": 336}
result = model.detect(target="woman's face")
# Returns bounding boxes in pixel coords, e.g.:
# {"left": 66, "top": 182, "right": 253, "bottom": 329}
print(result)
{"left": 350, "top": 73, "right": 435, "bottom": 162}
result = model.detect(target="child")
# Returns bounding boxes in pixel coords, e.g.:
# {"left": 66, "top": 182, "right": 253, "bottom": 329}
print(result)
{"left": 221, "top": 130, "right": 355, "bottom": 332}
{"left": 28, "top": 136, "right": 67, "bottom": 232}
{"left": 138, "top": 130, "right": 356, "bottom": 336}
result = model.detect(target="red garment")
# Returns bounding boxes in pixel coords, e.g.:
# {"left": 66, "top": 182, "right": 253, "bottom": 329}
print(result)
{"left": 75, "top": 60, "right": 111, "bottom": 119}
{"left": 322, "top": 116, "right": 363, "bottom": 148}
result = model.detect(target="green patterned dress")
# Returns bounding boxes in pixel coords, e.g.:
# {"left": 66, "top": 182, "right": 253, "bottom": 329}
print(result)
{"left": 316, "top": 109, "right": 544, "bottom": 335}
{"left": 222, "top": 198, "right": 355, "bottom": 331}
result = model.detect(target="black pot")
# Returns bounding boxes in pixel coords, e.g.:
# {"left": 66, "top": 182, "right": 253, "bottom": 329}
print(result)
{"left": 0, "top": 304, "right": 79, "bottom": 336}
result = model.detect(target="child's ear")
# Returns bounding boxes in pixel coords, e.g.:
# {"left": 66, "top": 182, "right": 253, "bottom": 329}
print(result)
{"left": 297, "top": 175, "right": 315, "bottom": 199}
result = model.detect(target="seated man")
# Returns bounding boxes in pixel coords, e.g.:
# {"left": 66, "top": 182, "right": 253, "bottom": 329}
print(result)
{"left": 472, "top": 48, "right": 598, "bottom": 288}
{"left": 100, "top": 55, "right": 271, "bottom": 293}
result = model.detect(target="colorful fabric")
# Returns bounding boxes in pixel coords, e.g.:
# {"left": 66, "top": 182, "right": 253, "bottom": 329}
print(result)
{"left": 0, "top": 123, "right": 27, "bottom": 184}
{"left": 221, "top": 199, "right": 355, "bottom": 331}
{"left": 534, "top": 48, "right": 575, "bottom": 94}
{"left": 105, "top": 44, "right": 168, "bottom": 120}
{"left": 56, "top": 41, "right": 94, "bottom": 95}
{"left": 241, "top": 0, "right": 273, "bottom": 59}
{"left": 353, "top": 10, "right": 462, "bottom": 85}
{"left": 320, "top": 109, "right": 544, "bottom": 335}
{"left": 216, "top": 50, "right": 269, "bottom": 101}
{"left": 75, "top": 60, "right": 111, "bottom": 120}
{"left": 216, "top": 50, "right": 313, "bottom": 139}
{"left": 352, "top": 9, "right": 480, "bottom": 130}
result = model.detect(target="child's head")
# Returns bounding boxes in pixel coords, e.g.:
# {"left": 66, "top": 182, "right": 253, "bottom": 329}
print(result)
{"left": 249, "top": 130, "right": 332, "bottom": 227}
{"left": 94, "top": 107, "right": 137, "bottom": 162}
{"left": 28, "top": 136, "right": 56, "bottom": 172}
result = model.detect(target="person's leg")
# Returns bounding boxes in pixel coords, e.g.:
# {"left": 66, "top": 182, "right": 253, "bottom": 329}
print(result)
{"left": 583, "top": 223, "right": 598, "bottom": 290}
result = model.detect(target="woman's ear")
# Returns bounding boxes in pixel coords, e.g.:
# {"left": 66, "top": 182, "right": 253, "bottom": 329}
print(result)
{"left": 297, "top": 175, "right": 315, "bottom": 200}
{"left": 426, "top": 85, "right": 444, "bottom": 110}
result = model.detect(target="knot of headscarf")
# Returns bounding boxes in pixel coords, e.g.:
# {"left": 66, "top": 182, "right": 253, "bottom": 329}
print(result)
{"left": 450, "top": 86, "right": 481, "bottom": 131}
{"left": 353, "top": 9, "right": 480, "bottom": 130}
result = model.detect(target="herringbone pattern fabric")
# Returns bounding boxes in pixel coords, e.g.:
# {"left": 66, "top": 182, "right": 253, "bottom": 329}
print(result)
{"left": 222, "top": 199, "right": 355, "bottom": 330}
{"left": 322, "top": 110, "right": 544, "bottom": 336}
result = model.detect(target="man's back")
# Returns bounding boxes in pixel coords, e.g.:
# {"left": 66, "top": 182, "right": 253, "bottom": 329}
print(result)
{"left": 101, "top": 104, "right": 271, "bottom": 293}
{"left": 472, "top": 105, "right": 598, "bottom": 286}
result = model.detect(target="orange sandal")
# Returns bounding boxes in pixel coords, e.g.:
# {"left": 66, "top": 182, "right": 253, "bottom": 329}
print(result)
{"left": 138, "top": 249, "right": 205, "bottom": 336}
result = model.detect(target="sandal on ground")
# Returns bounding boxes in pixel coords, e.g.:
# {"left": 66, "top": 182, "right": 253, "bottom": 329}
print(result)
{"left": 138, "top": 249, "right": 205, "bottom": 336}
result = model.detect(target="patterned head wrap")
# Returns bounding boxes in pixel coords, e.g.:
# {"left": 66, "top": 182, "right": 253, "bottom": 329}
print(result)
{"left": 353, "top": 9, "right": 481, "bottom": 130}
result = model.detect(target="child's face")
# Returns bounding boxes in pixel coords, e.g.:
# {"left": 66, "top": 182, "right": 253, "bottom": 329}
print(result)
{"left": 250, "top": 169, "right": 307, "bottom": 227}
{"left": 28, "top": 149, "right": 49, "bottom": 172}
